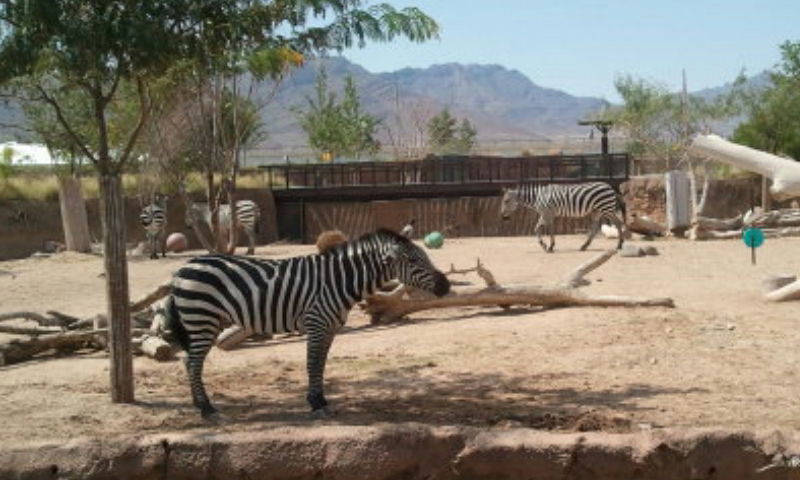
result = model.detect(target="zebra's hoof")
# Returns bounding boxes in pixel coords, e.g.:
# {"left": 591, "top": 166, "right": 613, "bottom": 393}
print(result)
{"left": 203, "top": 412, "right": 226, "bottom": 424}
{"left": 310, "top": 408, "right": 330, "bottom": 420}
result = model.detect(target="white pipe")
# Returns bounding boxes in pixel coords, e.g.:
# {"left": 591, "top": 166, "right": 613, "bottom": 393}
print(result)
{"left": 689, "top": 134, "right": 800, "bottom": 200}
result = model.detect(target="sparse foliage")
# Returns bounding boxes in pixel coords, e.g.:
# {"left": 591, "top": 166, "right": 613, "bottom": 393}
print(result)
{"left": 296, "top": 70, "right": 381, "bottom": 160}
{"left": 427, "top": 108, "right": 477, "bottom": 155}
{"left": 732, "top": 41, "right": 800, "bottom": 160}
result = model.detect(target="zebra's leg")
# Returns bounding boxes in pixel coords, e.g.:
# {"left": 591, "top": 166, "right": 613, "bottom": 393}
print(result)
{"left": 245, "top": 227, "right": 255, "bottom": 255}
{"left": 148, "top": 232, "right": 157, "bottom": 260}
{"left": 539, "top": 211, "right": 556, "bottom": 253}
{"left": 184, "top": 330, "right": 220, "bottom": 420}
{"left": 160, "top": 230, "right": 167, "bottom": 258}
{"left": 580, "top": 212, "right": 603, "bottom": 251}
{"left": 534, "top": 216, "right": 549, "bottom": 252}
{"left": 610, "top": 213, "right": 626, "bottom": 249}
{"left": 305, "top": 318, "right": 337, "bottom": 417}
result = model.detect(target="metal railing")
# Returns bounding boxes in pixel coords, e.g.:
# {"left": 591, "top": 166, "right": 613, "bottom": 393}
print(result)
{"left": 259, "top": 153, "right": 629, "bottom": 190}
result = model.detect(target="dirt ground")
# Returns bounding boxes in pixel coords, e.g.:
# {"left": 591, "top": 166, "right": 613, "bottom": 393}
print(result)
{"left": 2, "top": 234, "right": 800, "bottom": 445}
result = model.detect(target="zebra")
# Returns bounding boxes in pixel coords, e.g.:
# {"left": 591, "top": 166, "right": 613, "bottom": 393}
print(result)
{"left": 500, "top": 182, "right": 627, "bottom": 252}
{"left": 187, "top": 200, "right": 261, "bottom": 255}
{"left": 163, "top": 228, "right": 450, "bottom": 420}
{"left": 140, "top": 196, "right": 167, "bottom": 259}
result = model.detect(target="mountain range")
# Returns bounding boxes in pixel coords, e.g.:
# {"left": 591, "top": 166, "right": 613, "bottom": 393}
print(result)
{"left": 0, "top": 57, "right": 768, "bottom": 160}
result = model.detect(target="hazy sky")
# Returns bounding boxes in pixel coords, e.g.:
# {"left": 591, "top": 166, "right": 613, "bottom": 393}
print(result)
{"left": 342, "top": 0, "right": 798, "bottom": 101}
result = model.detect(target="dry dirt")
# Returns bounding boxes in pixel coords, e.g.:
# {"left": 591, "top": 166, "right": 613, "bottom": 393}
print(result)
{"left": 1, "top": 234, "right": 800, "bottom": 445}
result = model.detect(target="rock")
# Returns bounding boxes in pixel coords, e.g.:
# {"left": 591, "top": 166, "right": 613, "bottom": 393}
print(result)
{"left": 642, "top": 245, "right": 659, "bottom": 256}
{"left": 619, "top": 244, "right": 644, "bottom": 257}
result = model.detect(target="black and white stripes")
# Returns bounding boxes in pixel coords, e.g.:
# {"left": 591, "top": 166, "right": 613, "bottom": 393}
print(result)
{"left": 500, "top": 182, "right": 627, "bottom": 252}
{"left": 188, "top": 200, "right": 262, "bottom": 255}
{"left": 139, "top": 201, "right": 167, "bottom": 259}
{"left": 165, "top": 228, "right": 450, "bottom": 419}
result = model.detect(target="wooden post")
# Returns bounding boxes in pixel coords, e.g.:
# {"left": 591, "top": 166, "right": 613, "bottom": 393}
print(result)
{"left": 99, "top": 174, "right": 134, "bottom": 403}
{"left": 762, "top": 176, "right": 772, "bottom": 211}
{"left": 57, "top": 175, "right": 91, "bottom": 253}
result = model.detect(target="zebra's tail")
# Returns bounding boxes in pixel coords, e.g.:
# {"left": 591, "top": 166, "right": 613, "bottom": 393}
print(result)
{"left": 163, "top": 294, "right": 190, "bottom": 352}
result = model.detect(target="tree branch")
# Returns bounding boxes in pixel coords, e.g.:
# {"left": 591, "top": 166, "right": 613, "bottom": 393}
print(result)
{"left": 35, "top": 85, "right": 97, "bottom": 164}
{"left": 117, "top": 76, "right": 151, "bottom": 171}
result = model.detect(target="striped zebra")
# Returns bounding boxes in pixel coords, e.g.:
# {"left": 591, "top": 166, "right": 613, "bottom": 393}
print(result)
{"left": 187, "top": 200, "right": 261, "bottom": 255}
{"left": 140, "top": 198, "right": 167, "bottom": 259}
{"left": 500, "top": 182, "right": 627, "bottom": 252}
{"left": 164, "top": 228, "right": 450, "bottom": 420}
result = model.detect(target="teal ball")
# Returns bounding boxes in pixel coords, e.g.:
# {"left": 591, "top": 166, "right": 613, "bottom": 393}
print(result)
{"left": 424, "top": 231, "right": 444, "bottom": 249}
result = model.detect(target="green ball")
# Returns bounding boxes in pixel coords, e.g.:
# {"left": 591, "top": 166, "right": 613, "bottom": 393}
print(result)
{"left": 424, "top": 231, "right": 444, "bottom": 249}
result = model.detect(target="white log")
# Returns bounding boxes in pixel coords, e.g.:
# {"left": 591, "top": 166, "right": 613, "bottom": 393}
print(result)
{"left": 689, "top": 134, "right": 800, "bottom": 201}
{"left": 765, "top": 279, "right": 800, "bottom": 302}
{"left": 139, "top": 335, "right": 174, "bottom": 361}
{"left": 762, "top": 275, "right": 797, "bottom": 294}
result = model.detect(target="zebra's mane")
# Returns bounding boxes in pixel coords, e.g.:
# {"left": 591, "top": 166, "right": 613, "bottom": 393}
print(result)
{"left": 321, "top": 228, "right": 409, "bottom": 257}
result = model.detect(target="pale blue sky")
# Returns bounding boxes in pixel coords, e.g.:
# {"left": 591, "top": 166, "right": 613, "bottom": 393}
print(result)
{"left": 342, "top": 0, "right": 799, "bottom": 101}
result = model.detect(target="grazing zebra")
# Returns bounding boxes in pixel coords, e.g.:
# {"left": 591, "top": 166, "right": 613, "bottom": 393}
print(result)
{"left": 187, "top": 200, "right": 261, "bottom": 255}
{"left": 164, "top": 228, "right": 450, "bottom": 420}
{"left": 500, "top": 182, "right": 627, "bottom": 252}
{"left": 140, "top": 197, "right": 167, "bottom": 259}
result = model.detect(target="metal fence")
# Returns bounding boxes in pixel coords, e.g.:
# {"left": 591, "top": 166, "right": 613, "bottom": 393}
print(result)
{"left": 259, "top": 153, "right": 629, "bottom": 190}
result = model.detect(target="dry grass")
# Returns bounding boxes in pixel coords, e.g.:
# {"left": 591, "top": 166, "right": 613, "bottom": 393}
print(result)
{"left": 0, "top": 170, "right": 275, "bottom": 202}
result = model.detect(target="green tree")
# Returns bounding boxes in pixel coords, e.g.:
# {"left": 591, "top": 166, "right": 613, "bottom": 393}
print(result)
{"left": 427, "top": 108, "right": 477, "bottom": 154}
{"left": 0, "top": 0, "right": 438, "bottom": 404}
{"left": 599, "top": 75, "right": 737, "bottom": 172}
{"left": 732, "top": 41, "right": 800, "bottom": 160}
{"left": 297, "top": 70, "right": 380, "bottom": 160}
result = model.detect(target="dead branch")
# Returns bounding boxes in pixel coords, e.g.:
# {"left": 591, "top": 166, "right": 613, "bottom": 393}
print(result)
{"left": 130, "top": 280, "right": 172, "bottom": 313}
{"left": 445, "top": 258, "right": 497, "bottom": 288}
{"left": 560, "top": 249, "right": 617, "bottom": 288}
{"left": 0, "top": 311, "right": 57, "bottom": 326}
{"left": 0, "top": 325, "right": 62, "bottom": 335}
{"left": 363, "top": 284, "right": 674, "bottom": 323}
{"left": 0, "top": 328, "right": 156, "bottom": 366}
{"left": 362, "top": 252, "right": 674, "bottom": 323}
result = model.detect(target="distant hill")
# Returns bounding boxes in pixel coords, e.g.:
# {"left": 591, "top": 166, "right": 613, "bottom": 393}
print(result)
{"left": 260, "top": 57, "right": 610, "bottom": 153}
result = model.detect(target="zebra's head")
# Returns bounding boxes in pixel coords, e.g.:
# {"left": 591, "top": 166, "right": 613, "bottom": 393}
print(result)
{"left": 378, "top": 229, "right": 450, "bottom": 297}
{"left": 500, "top": 188, "right": 521, "bottom": 220}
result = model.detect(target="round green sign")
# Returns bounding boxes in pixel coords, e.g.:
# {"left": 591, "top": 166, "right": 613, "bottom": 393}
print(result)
{"left": 742, "top": 228, "right": 765, "bottom": 248}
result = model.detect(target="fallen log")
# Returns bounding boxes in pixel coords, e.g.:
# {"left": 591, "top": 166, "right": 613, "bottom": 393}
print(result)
{"left": 0, "top": 328, "right": 151, "bottom": 366}
{"left": 363, "top": 284, "right": 674, "bottom": 322}
{"left": 362, "top": 250, "right": 674, "bottom": 323}
{"left": 764, "top": 278, "right": 800, "bottom": 302}
{"left": 560, "top": 249, "right": 616, "bottom": 288}
{"left": 628, "top": 214, "right": 666, "bottom": 237}
{"left": 138, "top": 334, "right": 174, "bottom": 361}
{"left": 693, "top": 214, "right": 744, "bottom": 231}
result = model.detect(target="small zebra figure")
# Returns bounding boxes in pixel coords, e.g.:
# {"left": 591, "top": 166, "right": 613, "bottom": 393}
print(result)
{"left": 140, "top": 195, "right": 167, "bottom": 259}
{"left": 500, "top": 182, "right": 627, "bottom": 252}
{"left": 187, "top": 200, "right": 261, "bottom": 255}
{"left": 164, "top": 228, "right": 450, "bottom": 420}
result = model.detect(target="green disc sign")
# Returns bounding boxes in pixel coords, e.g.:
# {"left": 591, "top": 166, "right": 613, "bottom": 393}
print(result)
{"left": 742, "top": 228, "right": 765, "bottom": 248}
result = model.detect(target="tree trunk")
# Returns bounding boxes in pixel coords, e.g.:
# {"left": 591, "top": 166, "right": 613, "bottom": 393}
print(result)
{"left": 99, "top": 174, "right": 134, "bottom": 404}
{"left": 57, "top": 175, "right": 91, "bottom": 253}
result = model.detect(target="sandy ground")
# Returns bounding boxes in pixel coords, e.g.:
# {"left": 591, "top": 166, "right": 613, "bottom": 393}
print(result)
{"left": 1, "top": 234, "right": 800, "bottom": 444}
